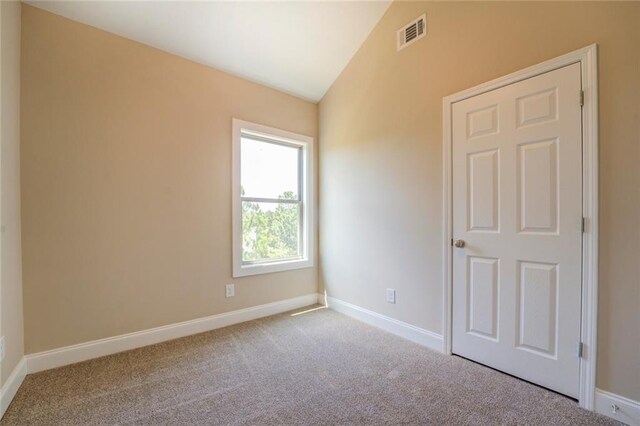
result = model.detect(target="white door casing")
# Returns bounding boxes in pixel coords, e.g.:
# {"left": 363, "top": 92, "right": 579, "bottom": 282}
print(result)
{"left": 443, "top": 45, "right": 598, "bottom": 409}
{"left": 451, "top": 63, "right": 583, "bottom": 398}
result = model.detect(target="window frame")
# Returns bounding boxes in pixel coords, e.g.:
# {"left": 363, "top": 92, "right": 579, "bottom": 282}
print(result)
{"left": 232, "top": 119, "right": 314, "bottom": 277}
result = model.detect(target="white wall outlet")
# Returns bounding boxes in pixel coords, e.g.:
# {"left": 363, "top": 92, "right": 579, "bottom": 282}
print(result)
{"left": 0, "top": 336, "right": 5, "bottom": 362}
{"left": 225, "top": 284, "right": 235, "bottom": 298}
{"left": 386, "top": 288, "right": 396, "bottom": 304}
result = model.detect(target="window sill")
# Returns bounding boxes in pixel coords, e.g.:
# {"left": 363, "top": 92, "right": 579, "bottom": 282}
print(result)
{"left": 233, "top": 258, "right": 314, "bottom": 278}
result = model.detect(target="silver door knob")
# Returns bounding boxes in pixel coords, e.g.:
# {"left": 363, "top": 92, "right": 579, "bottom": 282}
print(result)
{"left": 454, "top": 239, "right": 465, "bottom": 248}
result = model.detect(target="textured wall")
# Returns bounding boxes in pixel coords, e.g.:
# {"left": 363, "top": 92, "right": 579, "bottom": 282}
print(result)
{"left": 319, "top": 1, "right": 639, "bottom": 401}
{"left": 21, "top": 5, "right": 318, "bottom": 354}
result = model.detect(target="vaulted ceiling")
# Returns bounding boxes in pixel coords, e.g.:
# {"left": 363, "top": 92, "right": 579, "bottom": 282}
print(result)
{"left": 28, "top": 1, "right": 392, "bottom": 102}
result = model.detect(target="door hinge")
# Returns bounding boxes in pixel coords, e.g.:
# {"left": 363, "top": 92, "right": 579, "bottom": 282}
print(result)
{"left": 577, "top": 341, "right": 584, "bottom": 358}
{"left": 581, "top": 217, "right": 586, "bottom": 233}
{"left": 580, "top": 90, "right": 585, "bottom": 107}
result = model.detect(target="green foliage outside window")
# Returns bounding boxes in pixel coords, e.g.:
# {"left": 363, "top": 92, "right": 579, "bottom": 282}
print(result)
{"left": 242, "top": 189, "right": 300, "bottom": 262}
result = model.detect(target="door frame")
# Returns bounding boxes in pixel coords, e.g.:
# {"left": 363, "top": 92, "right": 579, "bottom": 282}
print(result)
{"left": 441, "top": 45, "right": 598, "bottom": 410}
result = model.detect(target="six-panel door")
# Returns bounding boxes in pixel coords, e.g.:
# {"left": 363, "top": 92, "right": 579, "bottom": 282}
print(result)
{"left": 452, "top": 63, "right": 583, "bottom": 398}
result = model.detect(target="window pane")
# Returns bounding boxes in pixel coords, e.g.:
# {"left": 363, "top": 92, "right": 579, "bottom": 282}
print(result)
{"left": 241, "top": 137, "right": 299, "bottom": 200}
{"left": 242, "top": 201, "right": 301, "bottom": 262}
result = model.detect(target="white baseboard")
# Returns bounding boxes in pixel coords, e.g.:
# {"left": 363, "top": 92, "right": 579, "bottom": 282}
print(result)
{"left": 595, "top": 388, "right": 640, "bottom": 426}
{"left": 324, "top": 295, "right": 444, "bottom": 353}
{"left": 9, "top": 293, "right": 636, "bottom": 425}
{"left": 26, "top": 293, "right": 319, "bottom": 374}
{"left": 1, "top": 357, "right": 27, "bottom": 419}
{"left": 317, "top": 292, "right": 326, "bottom": 306}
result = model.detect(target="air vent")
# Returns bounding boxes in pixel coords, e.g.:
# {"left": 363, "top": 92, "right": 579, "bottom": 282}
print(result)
{"left": 397, "top": 14, "right": 426, "bottom": 51}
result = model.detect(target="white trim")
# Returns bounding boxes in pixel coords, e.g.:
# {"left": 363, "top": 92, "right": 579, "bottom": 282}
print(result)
{"left": 442, "top": 45, "right": 599, "bottom": 409}
{"left": 325, "top": 296, "right": 444, "bottom": 353}
{"left": 595, "top": 389, "right": 640, "bottom": 426}
{"left": 26, "top": 294, "right": 318, "bottom": 374}
{"left": 578, "top": 45, "right": 599, "bottom": 411}
{"left": 1, "top": 357, "right": 26, "bottom": 419}
{"left": 316, "top": 292, "right": 327, "bottom": 306}
{"left": 231, "top": 118, "right": 315, "bottom": 277}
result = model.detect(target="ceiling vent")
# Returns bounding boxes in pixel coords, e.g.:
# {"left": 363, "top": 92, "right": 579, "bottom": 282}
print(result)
{"left": 397, "top": 14, "right": 426, "bottom": 51}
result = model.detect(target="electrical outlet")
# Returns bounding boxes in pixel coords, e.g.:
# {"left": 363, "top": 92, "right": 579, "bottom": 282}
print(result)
{"left": 386, "top": 288, "right": 396, "bottom": 304}
{"left": 0, "top": 336, "right": 5, "bottom": 362}
{"left": 225, "top": 284, "right": 235, "bottom": 298}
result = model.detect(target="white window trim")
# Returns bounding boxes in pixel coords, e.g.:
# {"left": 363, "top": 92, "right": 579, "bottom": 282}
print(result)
{"left": 232, "top": 118, "right": 314, "bottom": 277}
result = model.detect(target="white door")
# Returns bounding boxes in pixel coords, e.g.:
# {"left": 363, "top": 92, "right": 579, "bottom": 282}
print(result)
{"left": 452, "top": 63, "right": 583, "bottom": 398}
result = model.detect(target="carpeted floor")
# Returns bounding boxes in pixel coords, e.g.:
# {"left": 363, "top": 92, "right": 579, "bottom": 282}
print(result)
{"left": 2, "top": 305, "right": 619, "bottom": 425}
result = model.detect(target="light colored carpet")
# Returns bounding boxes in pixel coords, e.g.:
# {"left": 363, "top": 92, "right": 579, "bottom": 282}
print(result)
{"left": 2, "top": 305, "right": 619, "bottom": 425}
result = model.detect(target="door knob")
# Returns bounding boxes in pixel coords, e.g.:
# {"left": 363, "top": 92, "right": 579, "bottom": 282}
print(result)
{"left": 454, "top": 239, "right": 466, "bottom": 248}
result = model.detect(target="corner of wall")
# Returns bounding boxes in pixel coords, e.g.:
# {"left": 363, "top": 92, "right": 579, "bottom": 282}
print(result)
{"left": 0, "top": 0, "right": 25, "bottom": 413}
{"left": 0, "top": 357, "right": 26, "bottom": 419}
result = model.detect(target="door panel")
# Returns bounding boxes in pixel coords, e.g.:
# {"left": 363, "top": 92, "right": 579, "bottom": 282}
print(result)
{"left": 452, "top": 63, "right": 582, "bottom": 398}
{"left": 516, "top": 88, "right": 557, "bottom": 128}
{"left": 468, "top": 256, "right": 499, "bottom": 340}
{"left": 467, "top": 104, "right": 499, "bottom": 139}
{"left": 468, "top": 150, "right": 499, "bottom": 232}
{"left": 518, "top": 139, "right": 558, "bottom": 233}
{"left": 516, "top": 261, "right": 558, "bottom": 357}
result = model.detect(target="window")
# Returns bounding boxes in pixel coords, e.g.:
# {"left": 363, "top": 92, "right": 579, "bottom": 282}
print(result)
{"left": 232, "top": 119, "right": 314, "bottom": 277}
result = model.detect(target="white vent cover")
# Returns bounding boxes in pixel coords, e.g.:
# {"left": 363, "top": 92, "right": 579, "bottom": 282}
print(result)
{"left": 397, "top": 14, "right": 426, "bottom": 51}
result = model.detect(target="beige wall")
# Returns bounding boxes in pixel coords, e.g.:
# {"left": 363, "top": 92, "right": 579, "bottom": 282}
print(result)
{"left": 21, "top": 5, "right": 317, "bottom": 354}
{"left": 1, "top": 0, "right": 24, "bottom": 386}
{"left": 319, "top": 1, "right": 639, "bottom": 401}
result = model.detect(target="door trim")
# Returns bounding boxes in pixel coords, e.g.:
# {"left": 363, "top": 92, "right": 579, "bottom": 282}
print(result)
{"left": 442, "top": 45, "right": 598, "bottom": 410}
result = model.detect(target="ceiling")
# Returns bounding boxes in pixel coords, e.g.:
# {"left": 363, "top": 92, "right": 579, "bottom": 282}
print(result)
{"left": 28, "top": 1, "right": 392, "bottom": 102}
